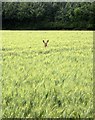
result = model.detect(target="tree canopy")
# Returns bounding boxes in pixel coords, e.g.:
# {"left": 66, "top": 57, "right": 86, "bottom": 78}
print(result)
{"left": 2, "top": 2, "right": 95, "bottom": 30}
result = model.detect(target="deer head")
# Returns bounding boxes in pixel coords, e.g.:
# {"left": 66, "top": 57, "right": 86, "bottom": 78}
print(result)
{"left": 43, "top": 40, "right": 49, "bottom": 47}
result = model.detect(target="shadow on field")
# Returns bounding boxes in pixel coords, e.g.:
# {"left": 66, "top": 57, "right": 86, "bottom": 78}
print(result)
{"left": 2, "top": 47, "right": 22, "bottom": 51}
{"left": 2, "top": 47, "right": 13, "bottom": 51}
{"left": 2, "top": 47, "right": 76, "bottom": 57}
{"left": 2, "top": 46, "right": 89, "bottom": 57}
{"left": 37, "top": 47, "right": 74, "bottom": 55}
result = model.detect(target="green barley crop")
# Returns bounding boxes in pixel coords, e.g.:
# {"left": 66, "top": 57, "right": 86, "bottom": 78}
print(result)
{"left": 1, "top": 31, "right": 93, "bottom": 118}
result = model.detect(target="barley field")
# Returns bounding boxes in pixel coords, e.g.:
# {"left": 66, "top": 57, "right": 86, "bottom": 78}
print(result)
{"left": 1, "top": 31, "right": 93, "bottom": 118}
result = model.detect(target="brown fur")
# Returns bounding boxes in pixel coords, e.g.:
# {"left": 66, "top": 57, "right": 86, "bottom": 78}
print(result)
{"left": 43, "top": 40, "right": 49, "bottom": 47}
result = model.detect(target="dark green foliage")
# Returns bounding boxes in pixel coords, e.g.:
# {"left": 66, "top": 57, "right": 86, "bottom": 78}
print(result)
{"left": 2, "top": 2, "right": 95, "bottom": 30}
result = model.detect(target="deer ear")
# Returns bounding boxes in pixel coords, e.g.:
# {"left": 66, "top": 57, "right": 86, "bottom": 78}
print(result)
{"left": 43, "top": 40, "right": 45, "bottom": 43}
{"left": 47, "top": 40, "right": 49, "bottom": 43}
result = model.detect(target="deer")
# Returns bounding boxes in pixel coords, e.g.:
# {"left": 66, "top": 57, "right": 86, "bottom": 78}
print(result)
{"left": 43, "top": 40, "right": 49, "bottom": 47}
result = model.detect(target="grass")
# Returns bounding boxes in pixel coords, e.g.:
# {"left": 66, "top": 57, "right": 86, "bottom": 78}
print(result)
{"left": 1, "top": 30, "right": 93, "bottom": 118}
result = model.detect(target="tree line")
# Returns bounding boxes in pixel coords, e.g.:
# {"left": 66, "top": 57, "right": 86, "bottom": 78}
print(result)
{"left": 2, "top": 2, "right": 95, "bottom": 30}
